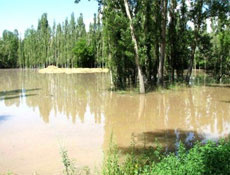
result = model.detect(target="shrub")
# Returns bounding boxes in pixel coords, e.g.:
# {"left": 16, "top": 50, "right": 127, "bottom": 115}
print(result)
{"left": 103, "top": 139, "right": 230, "bottom": 175}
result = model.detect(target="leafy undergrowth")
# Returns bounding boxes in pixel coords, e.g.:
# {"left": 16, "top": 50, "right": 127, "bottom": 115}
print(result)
{"left": 103, "top": 139, "right": 230, "bottom": 175}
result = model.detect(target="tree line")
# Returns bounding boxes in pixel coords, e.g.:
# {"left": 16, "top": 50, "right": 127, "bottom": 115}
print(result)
{"left": 0, "top": 0, "right": 229, "bottom": 93}
{"left": 93, "top": 0, "right": 229, "bottom": 93}
{"left": 0, "top": 12, "right": 104, "bottom": 69}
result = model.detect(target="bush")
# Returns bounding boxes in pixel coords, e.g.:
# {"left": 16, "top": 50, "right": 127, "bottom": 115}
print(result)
{"left": 73, "top": 37, "right": 95, "bottom": 68}
{"left": 103, "top": 139, "right": 230, "bottom": 175}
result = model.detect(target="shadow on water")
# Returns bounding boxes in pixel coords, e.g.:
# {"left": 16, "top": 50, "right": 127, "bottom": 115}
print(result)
{"left": 0, "top": 88, "right": 40, "bottom": 101}
{"left": 0, "top": 115, "right": 11, "bottom": 123}
{"left": 118, "top": 129, "right": 220, "bottom": 154}
{"left": 207, "top": 84, "right": 230, "bottom": 88}
{"left": 3, "top": 94, "right": 38, "bottom": 101}
{"left": 0, "top": 88, "right": 41, "bottom": 96}
{"left": 220, "top": 100, "right": 230, "bottom": 103}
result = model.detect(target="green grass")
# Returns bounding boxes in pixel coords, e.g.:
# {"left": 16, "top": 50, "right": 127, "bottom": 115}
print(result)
{"left": 102, "top": 139, "right": 230, "bottom": 175}
{"left": 0, "top": 173, "right": 14, "bottom": 175}
{"left": 109, "top": 86, "right": 140, "bottom": 95}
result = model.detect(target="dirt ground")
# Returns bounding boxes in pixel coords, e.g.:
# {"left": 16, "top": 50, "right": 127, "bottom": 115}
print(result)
{"left": 38, "top": 65, "right": 109, "bottom": 74}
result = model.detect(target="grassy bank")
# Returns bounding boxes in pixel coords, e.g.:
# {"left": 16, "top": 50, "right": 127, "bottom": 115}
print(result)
{"left": 59, "top": 138, "right": 230, "bottom": 175}
{"left": 102, "top": 139, "right": 230, "bottom": 175}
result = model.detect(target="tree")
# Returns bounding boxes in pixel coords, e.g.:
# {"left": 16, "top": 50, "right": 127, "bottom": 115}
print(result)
{"left": 76, "top": 13, "right": 86, "bottom": 38}
{"left": 158, "top": 0, "right": 168, "bottom": 85}
{"left": 37, "top": 13, "right": 51, "bottom": 67}
{"left": 73, "top": 37, "right": 95, "bottom": 67}
{"left": 123, "top": 0, "right": 145, "bottom": 93}
{"left": 70, "top": 13, "right": 77, "bottom": 67}
{"left": 0, "top": 30, "right": 19, "bottom": 68}
{"left": 186, "top": 0, "right": 206, "bottom": 83}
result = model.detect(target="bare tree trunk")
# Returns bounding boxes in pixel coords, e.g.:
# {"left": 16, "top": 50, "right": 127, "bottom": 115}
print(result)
{"left": 186, "top": 44, "right": 196, "bottom": 83}
{"left": 186, "top": 0, "right": 203, "bottom": 84}
{"left": 186, "top": 25, "right": 199, "bottom": 84}
{"left": 169, "top": 0, "right": 176, "bottom": 82}
{"left": 158, "top": 0, "right": 168, "bottom": 85}
{"left": 123, "top": 0, "right": 145, "bottom": 94}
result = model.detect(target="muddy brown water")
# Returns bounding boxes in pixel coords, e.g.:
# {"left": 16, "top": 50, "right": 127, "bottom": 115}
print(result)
{"left": 0, "top": 69, "right": 230, "bottom": 174}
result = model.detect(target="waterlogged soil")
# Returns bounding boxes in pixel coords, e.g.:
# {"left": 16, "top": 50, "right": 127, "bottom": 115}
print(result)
{"left": 0, "top": 69, "right": 230, "bottom": 175}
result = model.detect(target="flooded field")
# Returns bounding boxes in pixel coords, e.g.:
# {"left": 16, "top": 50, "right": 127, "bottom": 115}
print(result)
{"left": 0, "top": 70, "right": 230, "bottom": 175}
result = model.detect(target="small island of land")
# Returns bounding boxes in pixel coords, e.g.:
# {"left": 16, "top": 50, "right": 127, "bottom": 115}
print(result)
{"left": 38, "top": 65, "right": 109, "bottom": 74}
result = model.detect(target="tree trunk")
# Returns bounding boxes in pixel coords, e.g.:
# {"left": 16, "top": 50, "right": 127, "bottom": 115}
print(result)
{"left": 169, "top": 0, "right": 176, "bottom": 82}
{"left": 186, "top": 26, "right": 199, "bottom": 84}
{"left": 158, "top": 0, "right": 168, "bottom": 85}
{"left": 123, "top": 0, "right": 145, "bottom": 93}
{"left": 186, "top": 0, "right": 203, "bottom": 84}
{"left": 172, "top": 65, "right": 175, "bottom": 82}
{"left": 186, "top": 44, "right": 196, "bottom": 83}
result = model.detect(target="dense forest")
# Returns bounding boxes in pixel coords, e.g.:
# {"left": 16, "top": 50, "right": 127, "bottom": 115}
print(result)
{"left": 0, "top": 0, "right": 229, "bottom": 93}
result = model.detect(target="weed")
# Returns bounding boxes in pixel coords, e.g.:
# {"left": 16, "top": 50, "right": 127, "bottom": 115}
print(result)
{"left": 60, "top": 147, "right": 90, "bottom": 175}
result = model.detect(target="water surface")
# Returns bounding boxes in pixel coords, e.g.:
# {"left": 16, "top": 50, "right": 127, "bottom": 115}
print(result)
{"left": 0, "top": 70, "right": 230, "bottom": 174}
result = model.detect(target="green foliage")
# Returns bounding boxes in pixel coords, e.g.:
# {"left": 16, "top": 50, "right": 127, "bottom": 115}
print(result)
{"left": 102, "top": 0, "right": 137, "bottom": 89}
{"left": 2, "top": 12, "right": 103, "bottom": 69}
{"left": 0, "top": 30, "right": 19, "bottom": 68}
{"left": 102, "top": 140, "right": 121, "bottom": 175}
{"left": 0, "top": 172, "right": 15, "bottom": 175}
{"left": 60, "top": 147, "right": 76, "bottom": 175}
{"left": 60, "top": 147, "right": 90, "bottom": 175}
{"left": 103, "top": 139, "right": 230, "bottom": 175}
{"left": 73, "top": 37, "right": 95, "bottom": 67}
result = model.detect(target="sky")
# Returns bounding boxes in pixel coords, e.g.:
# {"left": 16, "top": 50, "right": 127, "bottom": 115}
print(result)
{"left": 0, "top": 0, "right": 98, "bottom": 37}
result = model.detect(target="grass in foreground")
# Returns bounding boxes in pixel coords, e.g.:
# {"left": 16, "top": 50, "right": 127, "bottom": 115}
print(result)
{"left": 2, "top": 139, "right": 230, "bottom": 175}
{"left": 60, "top": 147, "right": 90, "bottom": 175}
{"left": 102, "top": 139, "right": 230, "bottom": 175}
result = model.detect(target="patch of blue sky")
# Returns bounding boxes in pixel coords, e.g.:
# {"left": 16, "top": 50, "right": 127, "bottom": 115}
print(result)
{"left": 0, "top": 0, "right": 98, "bottom": 37}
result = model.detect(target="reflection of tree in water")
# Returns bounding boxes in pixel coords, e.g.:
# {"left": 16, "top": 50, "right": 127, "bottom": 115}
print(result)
{"left": 103, "top": 87, "right": 230, "bottom": 153}
{"left": 1, "top": 70, "right": 230, "bottom": 153}
{"left": 89, "top": 73, "right": 109, "bottom": 124}
{"left": 46, "top": 73, "right": 110, "bottom": 123}
{"left": 0, "top": 70, "right": 23, "bottom": 107}
{"left": 3, "top": 70, "right": 110, "bottom": 124}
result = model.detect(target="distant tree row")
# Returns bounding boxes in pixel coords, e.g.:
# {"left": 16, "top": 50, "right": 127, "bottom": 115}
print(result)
{"left": 0, "top": 30, "right": 19, "bottom": 68}
{"left": 0, "top": 0, "right": 229, "bottom": 93}
{"left": 0, "top": 12, "right": 104, "bottom": 69}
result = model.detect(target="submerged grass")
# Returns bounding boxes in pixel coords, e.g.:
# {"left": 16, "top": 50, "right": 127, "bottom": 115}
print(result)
{"left": 108, "top": 75, "right": 230, "bottom": 96}
{"left": 111, "top": 75, "right": 230, "bottom": 94}
{"left": 109, "top": 83, "right": 186, "bottom": 95}
{"left": 153, "top": 82, "right": 187, "bottom": 93}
